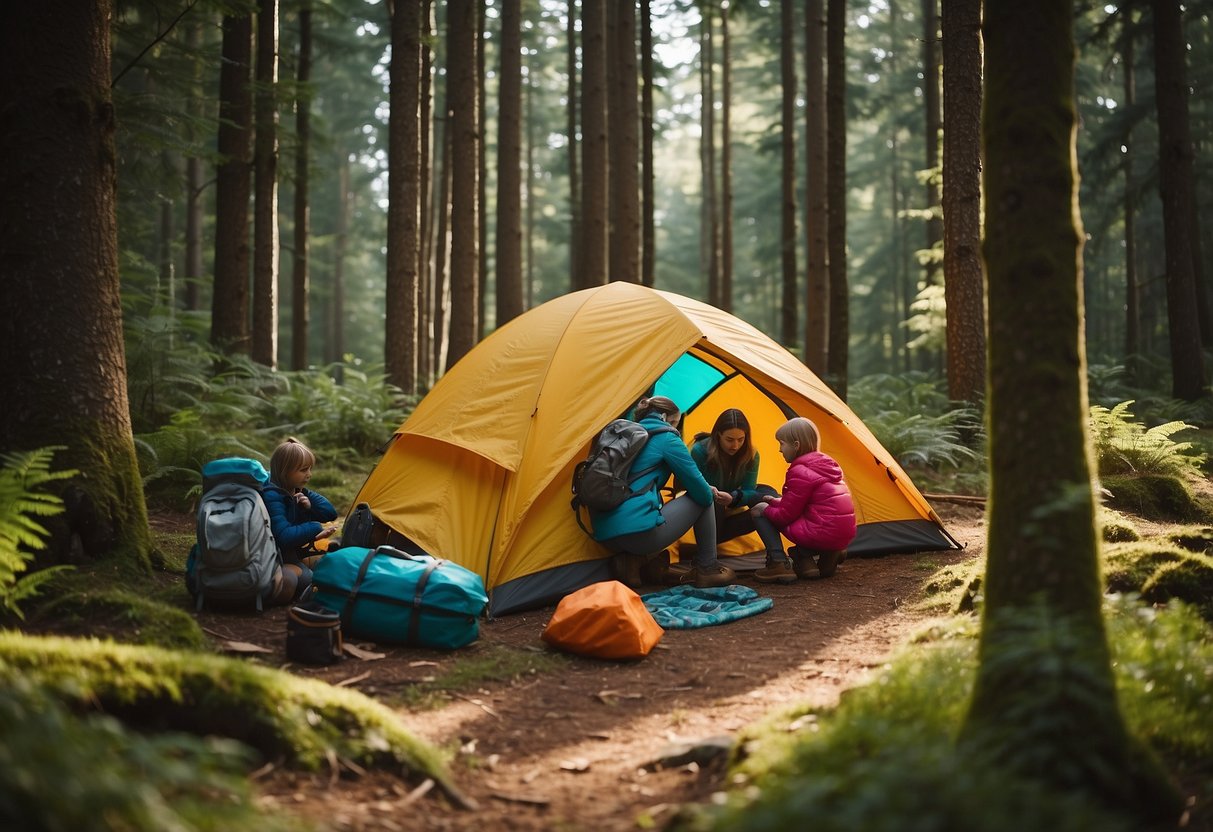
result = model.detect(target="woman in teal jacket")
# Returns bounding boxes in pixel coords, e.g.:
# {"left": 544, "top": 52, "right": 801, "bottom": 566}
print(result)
{"left": 686, "top": 409, "right": 794, "bottom": 583}
{"left": 590, "top": 396, "right": 735, "bottom": 589}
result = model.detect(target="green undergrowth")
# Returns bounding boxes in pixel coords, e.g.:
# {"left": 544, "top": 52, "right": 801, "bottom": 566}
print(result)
{"left": 671, "top": 595, "right": 1213, "bottom": 832}
{"left": 0, "top": 632, "right": 451, "bottom": 785}
{"left": 0, "top": 675, "right": 288, "bottom": 832}
{"left": 392, "top": 643, "right": 568, "bottom": 710}
{"left": 1100, "top": 473, "right": 1213, "bottom": 523}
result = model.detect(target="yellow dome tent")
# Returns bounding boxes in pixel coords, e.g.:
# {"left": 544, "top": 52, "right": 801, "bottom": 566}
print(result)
{"left": 352, "top": 283, "right": 959, "bottom": 614}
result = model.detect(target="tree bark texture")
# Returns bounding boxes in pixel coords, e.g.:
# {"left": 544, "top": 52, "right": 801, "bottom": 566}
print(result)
{"left": 922, "top": 0, "right": 942, "bottom": 286}
{"left": 291, "top": 5, "right": 313, "bottom": 371}
{"left": 804, "top": 0, "right": 828, "bottom": 372}
{"left": 720, "top": 2, "right": 733, "bottom": 313}
{"left": 567, "top": 0, "right": 581, "bottom": 289}
{"left": 211, "top": 14, "right": 253, "bottom": 352}
{"left": 579, "top": 0, "right": 609, "bottom": 287}
{"left": 446, "top": 0, "right": 480, "bottom": 369}
{"left": 780, "top": 0, "right": 798, "bottom": 346}
{"left": 387, "top": 0, "right": 422, "bottom": 393}
{"left": 964, "top": 1, "right": 1183, "bottom": 819}
{"left": 495, "top": 0, "right": 525, "bottom": 323}
{"left": 941, "top": 0, "right": 985, "bottom": 406}
{"left": 826, "top": 0, "right": 848, "bottom": 396}
{"left": 252, "top": 0, "right": 280, "bottom": 368}
{"left": 1151, "top": 0, "right": 1207, "bottom": 400}
{"left": 608, "top": 0, "right": 641, "bottom": 285}
{"left": 0, "top": 0, "right": 151, "bottom": 567}
{"left": 641, "top": 0, "right": 656, "bottom": 287}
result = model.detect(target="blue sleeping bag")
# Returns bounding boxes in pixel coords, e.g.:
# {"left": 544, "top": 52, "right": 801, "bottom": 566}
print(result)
{"left": 641, "top": 585, "right": 773, "bottom": 629}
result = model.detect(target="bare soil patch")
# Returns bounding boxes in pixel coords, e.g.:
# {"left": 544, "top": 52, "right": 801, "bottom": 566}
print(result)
{"left": 212, "top": 502, "right": 986, "bottom": 831}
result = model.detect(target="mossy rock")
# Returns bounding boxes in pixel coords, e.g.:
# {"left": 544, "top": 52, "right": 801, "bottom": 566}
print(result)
{"left": 1102, "top": 521, "right": 1140, "bottom": 543}
{"left": 1102, "top": 542, "right": 1187, "bottom": 595}
{"left": 1162, "top": 525, "right": 1213, "bottom": 556}
{"left": 1100, "top": 474, "right": 1213, "bottom": 523}
{"left": 0, "top": 632, "right": 456, "bottom": 799}
{"left": 26, "top": 587, "right": 206, "bottom": 650}
{"left": 1140, "top": 554, "right": 1213, "bottom": 622}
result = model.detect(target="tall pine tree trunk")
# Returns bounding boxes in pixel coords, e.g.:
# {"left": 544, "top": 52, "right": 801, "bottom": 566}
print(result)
{"left": 608, "top": 0, "right": 640, "bottom": 285}
{"left": 0, "top": 0, "right": 152, "bottom": 567}
{"left": 496, "top": 0, "right": 524, "bottom": 322}
{"left": 183, "top": 20, "right": 205, "bottom": 313}
{"left": 252, "top": 0, "right": 280, "bottom": 368}
{"left": 826, "top": 0, "right": 848, "bottom": 396}
{"left": 962, "top": 1, "right": 1183, "bottom": 820}
{"left": 921, "top": 0, "right": 942, "bottom": 289}
{"left": 419, "top": 0, "right": 435, "bottom": 388}
{"left": 702, "top": 6, "right": 720, "bottom": 304}
{"left": 291, "top": 4, "right": 312, "bottom": 371}
{"left": 580, "top": 0, "right": 609, "bottom": 287}
{"left": 641, "top": 0, "right": 656, "bottom": 287}
{"left": 446, "top": 0, "right": 480, "bottom": 369}
{"left": 567, "top": 0, "right": 581, "bottom": 288}
{"left": 720, "top": 1, "right": 733, "bottom": 312}
{"left": 387, "top": 0, "right": 422, "bottom": 393}
{"left": 804, "top": 0, "right": 828, "bottom": 372}
{"left": 1121, "top": 11, "right": 1140, "bottom": 381}
{"left": 211, "top": 14, "right": 253, "bottom": 353}
{"left": 1152, "top": 0, "right": 1207, "bottom": 400}
{"left": 941, "top": 0, "right": 985, "bottom": 406}
{"left": 779, "top": 0, "right": 797, "bottom": 346}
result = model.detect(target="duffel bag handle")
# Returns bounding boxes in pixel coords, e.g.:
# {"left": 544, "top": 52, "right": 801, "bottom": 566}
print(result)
{"left": 373, "top": 544, "right": 432, "bottom": 562}
{"left": 343, "top": 545, "right": 440, "bottom": 646}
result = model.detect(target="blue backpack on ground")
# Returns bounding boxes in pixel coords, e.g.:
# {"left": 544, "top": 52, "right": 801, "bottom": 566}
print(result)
{"left": 310, "top": 545, "right": 488, "bottom": 649}
{"left": 187, "top": 457, "right": 283, "bottom": 612}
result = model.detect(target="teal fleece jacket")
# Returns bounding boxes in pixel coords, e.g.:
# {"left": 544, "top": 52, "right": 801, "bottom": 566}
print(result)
{"left": 589, "top": 416, "right": 714, "bottom": 541}
{"left": 689, "top": 437, "right": 762, "bottom": 508}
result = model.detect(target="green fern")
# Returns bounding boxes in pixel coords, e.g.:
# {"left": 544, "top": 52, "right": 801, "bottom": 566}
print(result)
{"left": 1090, "top": 401, "right": 1205, "bottom": 478}
{"left": 0, "top": 448, "right": 76, "bottom": 618}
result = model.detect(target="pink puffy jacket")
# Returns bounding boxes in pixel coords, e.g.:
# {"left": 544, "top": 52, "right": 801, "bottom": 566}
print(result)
{"left": 762, "top": 451, "right": 857, "bottom": 551}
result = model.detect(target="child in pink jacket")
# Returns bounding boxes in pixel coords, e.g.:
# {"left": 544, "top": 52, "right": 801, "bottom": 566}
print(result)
{"left": 751, "top": 417, "right": 857, "bottom": 579}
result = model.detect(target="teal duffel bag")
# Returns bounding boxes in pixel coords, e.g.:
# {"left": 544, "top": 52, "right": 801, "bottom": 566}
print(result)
{"left": 310, "top": 545, "right": 488, "bottom": 649}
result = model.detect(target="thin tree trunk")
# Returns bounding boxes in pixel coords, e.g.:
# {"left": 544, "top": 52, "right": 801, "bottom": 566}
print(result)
{"left": 1122, "top": 11, "right": 1139, "bottom": 380}
{"left": 580, "top": 0, "right": 608, "bottom": 287}
{"left": 158, "top": 156, "right": 176, "bottom": 313}
{"left": 826, "top": 0, "right": 848, "bottom": 396}
{"left": 922, "top": 0, "right": 942, "bottom": 288}
{"left": 608, "top": 0, "right": 640, "bottom": 284}
{"left": 497, "top": 0, "right": 524, "bottom": 322}
{"left": 0, "top": 0, "right": 152, "bottom": 566}
{"left": 941, "top": 0, "right": 985, "bottom": 406}
{"left": 477, "top": 0, "right": 488, "bottom": 337}
{"left": 780, "top": 0, "right": 797, "bottom": 345}
{"left": 1152, "top": 0, "right": 1207, "bottom": 400}
{"left": 703, "top": 5, "right": 720, "bottom": 304}
{"left": 567, "top": 0, "right": 581, "bottom": 288}
{"left": 525, "top": 50, "right": 536, "bottom": 311}
{"left": 446, "top": 0, "right": 480, "bottom": 369}
{"left": 419, "top": 0, "right": 434, "bottom": 388}
{"left": 291, "top": 4, "right": 312, "bottom": 371}
{"left": 386, "top": 0, "right": 421, "bottom": 393}
{"left": 211, "top": 14, "right": 253, "bottom": 353}
{"left": 184, "top": 20, "right": 204, "bottom": 313}
{"left": 251, "top": 0, "right": 280, "bottom": 368}
{"left": 641, "top": 0, "right": 655, "bottom": 287}
{"left": 329, "top": 157, "right": 349, "bottom": 379}
{"left": 720, "top": 1, "right": 733, "bottom": 312}
{"left": 804, "top": 0, "right": 828, "bottom": 371}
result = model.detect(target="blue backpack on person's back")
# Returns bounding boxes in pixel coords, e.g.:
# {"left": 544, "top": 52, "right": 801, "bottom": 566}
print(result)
{"left": 187, "top": 457, "right": 283, "bottom": 611}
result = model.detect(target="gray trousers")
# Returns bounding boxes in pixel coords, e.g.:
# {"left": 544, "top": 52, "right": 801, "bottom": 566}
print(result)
{"left": 600, "top": 494, "right": 719, "bottom": 570}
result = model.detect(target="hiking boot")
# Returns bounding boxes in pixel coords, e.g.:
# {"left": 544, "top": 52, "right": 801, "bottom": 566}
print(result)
{"left": 613, "top": 553, "right": 644, "bottom": 588}
{"left": 817, "top": 549, "right": 845, "bottom": 578}
{"left": 680, "top": 563, "right": 736, "bottom": 588}
{"left": 789, "top": 547, "right": 816, "bottom": 579}
{"left": 754, "top": 560, "right": 797, "bottom": 584}
{"left": 639, "top": 551, "right": 680, "bottom": 585}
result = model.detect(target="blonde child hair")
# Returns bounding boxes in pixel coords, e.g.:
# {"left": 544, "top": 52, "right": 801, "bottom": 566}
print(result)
{"left": 774, "top": 417, "right": 820, "bottom": 454}
{"left": 269, "top": 437, "right": 316, "bottom": 488}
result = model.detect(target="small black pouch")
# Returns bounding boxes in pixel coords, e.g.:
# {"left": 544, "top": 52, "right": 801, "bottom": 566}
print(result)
{"left": 286, "top": 600, "right": 344, "bottom": 665}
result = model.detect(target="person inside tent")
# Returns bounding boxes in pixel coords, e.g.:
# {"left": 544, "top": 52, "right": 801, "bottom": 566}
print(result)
{"left": 751, "top": 417, "right": 856, "bottom": 579}
{"left": 589, "top": 396, "right": 736, "bottom": 589}
{"left": 682, "top": 408, "right": 795, "bottom": 584}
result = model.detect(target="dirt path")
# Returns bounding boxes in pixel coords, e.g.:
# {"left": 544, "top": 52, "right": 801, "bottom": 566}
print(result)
{"left": 241, "top": 502, "right": 986, "bottom": 831}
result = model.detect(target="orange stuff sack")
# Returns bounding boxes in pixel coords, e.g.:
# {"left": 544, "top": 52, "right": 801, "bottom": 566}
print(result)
{"left": 541, "top": 581, "right": 664, "bottom": 660}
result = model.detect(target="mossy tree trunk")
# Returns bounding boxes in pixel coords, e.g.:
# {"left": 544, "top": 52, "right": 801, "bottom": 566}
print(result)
{"left": 962, "top": 2, "right": 1179, "bottom": 821}
{"left": 0, "top": 0, "right": 151, "bottom": 571}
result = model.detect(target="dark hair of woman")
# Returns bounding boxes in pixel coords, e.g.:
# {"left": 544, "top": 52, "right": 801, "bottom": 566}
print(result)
{"left": 695, "top": 408, "right": 754, "bottom": 485}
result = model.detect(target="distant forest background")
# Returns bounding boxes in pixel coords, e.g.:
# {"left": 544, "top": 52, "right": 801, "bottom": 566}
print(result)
{"left": 107, "top": 0, "right": 1213, "bottom": 404}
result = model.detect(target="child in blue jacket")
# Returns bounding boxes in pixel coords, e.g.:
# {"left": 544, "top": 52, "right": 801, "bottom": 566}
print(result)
{"left": 264, "top": 437, "right": 339, "bottom": 571}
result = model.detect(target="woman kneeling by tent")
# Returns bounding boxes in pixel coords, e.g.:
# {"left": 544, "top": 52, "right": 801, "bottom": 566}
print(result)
{"left": 587, "top": 396, "right": 736, "bottom": 589}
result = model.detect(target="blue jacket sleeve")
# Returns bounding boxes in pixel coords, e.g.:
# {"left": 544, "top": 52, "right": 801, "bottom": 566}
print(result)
{"left": 304, "top": 489, "right": 338, "bottom": 522}
{"left": 263, "top": 485, "right": 325, "bottom": 550}
{"left": 661, "top": 433, "right": 714, "bottom": 507}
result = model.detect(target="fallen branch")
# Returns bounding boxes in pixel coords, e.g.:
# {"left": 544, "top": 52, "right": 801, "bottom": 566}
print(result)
{"left": 923, "top": 492, "right": 987, "bottom": 505}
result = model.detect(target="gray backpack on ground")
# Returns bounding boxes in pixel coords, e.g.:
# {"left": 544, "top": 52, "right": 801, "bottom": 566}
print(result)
{"left": 191, "top": 457, "right": 282, "bottom": 611}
